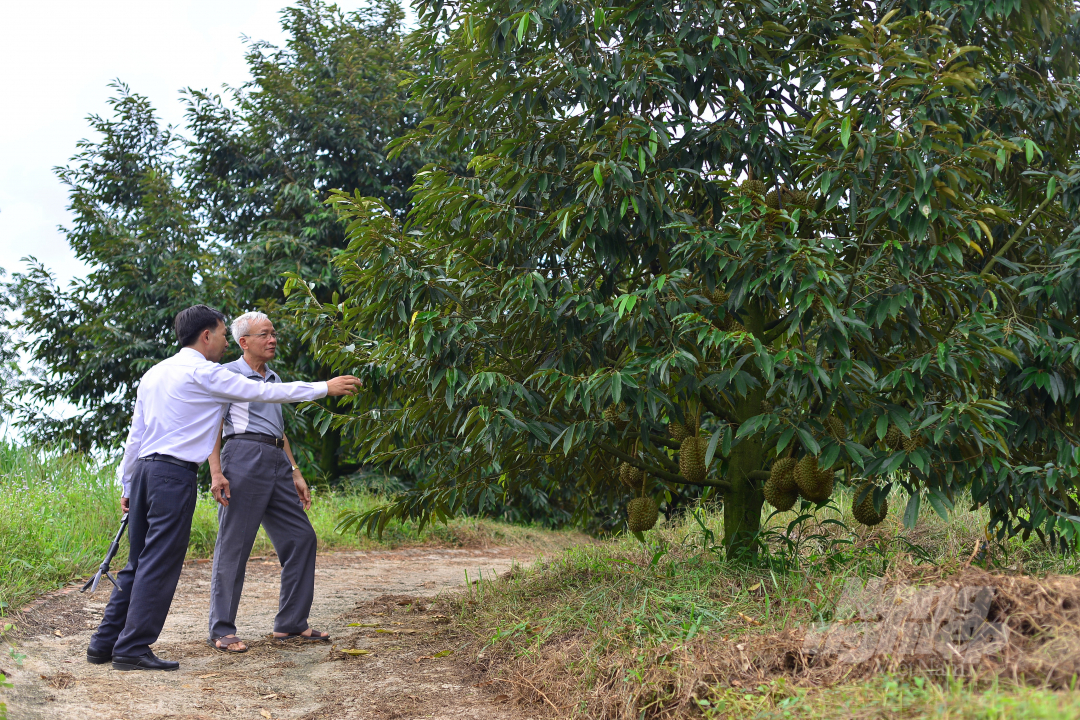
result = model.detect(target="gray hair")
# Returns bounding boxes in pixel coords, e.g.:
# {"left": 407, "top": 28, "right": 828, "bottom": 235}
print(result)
{"left": 230, "top": 311, "right": 270, "bottom": 344}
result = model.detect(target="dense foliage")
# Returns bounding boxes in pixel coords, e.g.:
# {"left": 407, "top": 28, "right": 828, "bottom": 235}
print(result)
{"left": 291, "top": 0, "right": 1080, "bottom": 553}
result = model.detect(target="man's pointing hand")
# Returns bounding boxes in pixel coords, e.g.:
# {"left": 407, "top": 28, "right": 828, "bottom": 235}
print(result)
{"left": 326, "top": 376, "right": 362, "bottom": 396}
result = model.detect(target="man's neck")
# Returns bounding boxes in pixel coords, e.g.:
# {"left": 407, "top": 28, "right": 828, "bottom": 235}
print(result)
{"left": 244, "top": 353, "right": 269, "bottom": 377}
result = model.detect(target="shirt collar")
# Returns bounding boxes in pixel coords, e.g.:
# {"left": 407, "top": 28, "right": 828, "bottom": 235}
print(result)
{"left": 178, "top": 347, "right": 207, "bottom": 361}
{"left": 235, "top": 354, "right": 278, "bottom": 381}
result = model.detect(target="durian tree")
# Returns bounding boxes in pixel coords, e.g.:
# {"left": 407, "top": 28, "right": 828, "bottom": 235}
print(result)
{"left": 288, "top": 0, "right": 1080, "bottom": 556}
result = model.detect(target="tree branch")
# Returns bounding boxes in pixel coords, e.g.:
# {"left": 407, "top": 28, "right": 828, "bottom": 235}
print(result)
{"left": 748, "top": 470, "right": 771, "bottom": 483}
{"left": 599, "top": 441, "right": 731, "bottom": 491}
{"left": 980, "top": 191, "right": 1057, "bottom": 278}
{"left": 701, "top": 390, "right": 740, "bottom": 426}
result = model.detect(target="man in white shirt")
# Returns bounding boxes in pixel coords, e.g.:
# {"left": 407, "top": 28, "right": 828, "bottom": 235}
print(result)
{"left": 86, "top": 305, "right": 359, "bottom": 671}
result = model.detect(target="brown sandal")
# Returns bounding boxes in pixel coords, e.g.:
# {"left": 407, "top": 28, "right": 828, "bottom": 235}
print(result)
{"left": 274, "top": 629, "right": 330, "bottom": 642}
{"left": 207, "top": 635, "right": 249, "bottom": 653}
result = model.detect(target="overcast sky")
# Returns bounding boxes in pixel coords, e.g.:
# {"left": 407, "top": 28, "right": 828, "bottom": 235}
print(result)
{"left": 0, "top": 0, "right": 376, "bottom": 287}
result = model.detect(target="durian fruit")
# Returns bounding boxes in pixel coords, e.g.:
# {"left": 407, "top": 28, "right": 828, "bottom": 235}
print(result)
{"left": 604, "top": 402, "right": 628, "bottom": 430}
{"left": 627, "top": 497, "right": 660, "bottom": 532}
{"left": 787, "top": 189, "right": 809, "bottom": 208}
{"left": 765, "top": 190, "right": 780, "bottom": 209}
{"left": 770, "top": 457, "right": 798, "bottom": 493}
{"left": 679, "top": 436, "right": 707, "bottom": 484}
{"left": 826, "top": 415, "right": 847, "bottom": 441}
{"left": 739, "top": 178, "right": 767, "bottom": 197}
{"left": 618, "top": 461, "right": 643, "bottom": 489}
{"left": 901, "top": 434, "right": 925, "bottom": 453}
{"left": 764, "top": 477, "right": 798, "bottom": 511}
{"left": 668, "top": 420, "right": 689, "bottom": 443}
{"left": 852, "top": 482, "right": 889, "bottom": 526}
{"left": 796, "top": 456, "right": 833, "bottom": 502}
{"left": 884, "top": 425, "right": 904, "bottom": 451}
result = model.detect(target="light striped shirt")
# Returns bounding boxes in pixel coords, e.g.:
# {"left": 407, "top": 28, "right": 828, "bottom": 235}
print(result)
{"left": 221, "top": 356, "right": 286, "bottom": 439}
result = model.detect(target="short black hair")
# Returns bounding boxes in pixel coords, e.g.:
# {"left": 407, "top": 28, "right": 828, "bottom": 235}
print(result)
{"left": 175, "top": 305, "right": 227, "bottom": 347}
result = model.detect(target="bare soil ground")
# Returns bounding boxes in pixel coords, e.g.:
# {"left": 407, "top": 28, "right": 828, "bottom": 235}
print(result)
{"left": 3, "top": 547, "right": 552, "bottom": 720}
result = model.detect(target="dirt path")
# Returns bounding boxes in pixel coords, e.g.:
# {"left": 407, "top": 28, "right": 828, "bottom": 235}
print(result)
{"left": 3, "top": 548, "right": 547, "bottom": 720}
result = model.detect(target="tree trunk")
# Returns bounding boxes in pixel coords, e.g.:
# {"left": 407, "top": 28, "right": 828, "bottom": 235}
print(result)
{"left": 319, "top": 424, "right": 341, "bottom": 482}
{"left": 723, "top": 423, "right": 767, "bottom": 559}
{"left": 722, "top": 300, "right": 770, "bottom": 559}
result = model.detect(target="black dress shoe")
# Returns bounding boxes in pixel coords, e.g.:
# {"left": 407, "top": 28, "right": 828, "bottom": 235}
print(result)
{"left": 111, "top": 651, "right": 179, "bottom": 671}
{"left": 86, "top": 647, "right": 113, "bottom": 664}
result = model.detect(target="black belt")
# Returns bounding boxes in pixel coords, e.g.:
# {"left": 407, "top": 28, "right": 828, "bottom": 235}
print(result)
{"left": 140, "top": 453, "right": 198, "bottom": 473}
{"left": 224, "top": 432, "right": 285, "bottom": 449}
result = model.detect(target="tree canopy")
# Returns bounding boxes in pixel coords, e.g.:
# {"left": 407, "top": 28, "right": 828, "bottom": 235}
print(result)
{"left": 291, "top": 0, "right": 1080, "bottom": 554}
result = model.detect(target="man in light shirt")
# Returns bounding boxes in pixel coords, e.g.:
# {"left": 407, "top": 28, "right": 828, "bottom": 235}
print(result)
{"left": 204, "top": 312, "right": 326, "bottom": 653}
{"left": 86, "top": 305, "right": 359, "bottom": 671}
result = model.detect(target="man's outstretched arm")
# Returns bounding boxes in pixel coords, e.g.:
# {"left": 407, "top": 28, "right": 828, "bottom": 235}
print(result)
{"left": 193, "top": 364, "right": 360, "bottom": 403}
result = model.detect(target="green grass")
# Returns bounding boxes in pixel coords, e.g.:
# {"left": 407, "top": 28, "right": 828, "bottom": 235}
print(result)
{"left": 0, "top": 443, "right": 558, "bottom": 613}
{"left": 699, "top": 674, "right": 1080, "bottom": 719}
{"left": 453, "top": 491, "right": 1080, "bottom": 718}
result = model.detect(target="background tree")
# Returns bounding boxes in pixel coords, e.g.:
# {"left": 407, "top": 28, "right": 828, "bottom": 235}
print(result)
{"left": 2, "top": 83, "right": 219, "bottom": 449}
{"left": 183, "top": 0, "right": 427, "bottom": 481}
{"left": 4, "top": 0, "right": 425, "bottom": 480}
{"left": 291, "top": 0, "right": 1080, "bottom": 554}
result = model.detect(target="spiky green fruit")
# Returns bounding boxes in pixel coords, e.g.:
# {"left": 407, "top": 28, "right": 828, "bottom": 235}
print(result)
{"left": 884, "top": 425, "right": 904, "bottom": 451}
{"left": 668, "top": 421, "right": 688, "bottom": 443}
{"left": 770, "top": 457, "right": 798, "bottom": 494}
{"left": 826, "top": 415, "right": 846, "bottom": 441}
{"left": 763, "top": 477, "right": 798, "bottom": 511}
{"left": 618, "top": 461, "right": 644, "bottom": 489}
{"left": 740, "top": 179, "right": 767, "bottom": 197}
{"left": 627, "top": 497, "right": 660, "bottom": 532}
{"left": 901, "top": 434, "right": 925, "bottom": 453}
{"left": 679, "top": 436, "right": 707, "bottom": 484}
{"left": 852, "top": 483, "right": 888, "bottom": 526}
{"left": 787, "top": 189, "right": 809, "bottom": 208}
{"left": 765, "top": 190, "right": 780, "bottom": 209}
{"left": 796, "top": 457, "right": 833, "bottom": 502}
{"left": 604, "top": 402, "right": 628, "bottom": 429}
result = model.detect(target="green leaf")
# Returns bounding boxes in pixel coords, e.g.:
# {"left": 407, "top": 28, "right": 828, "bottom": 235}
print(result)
{"left": 593, "top": 163, "right": 604, "bottom": 187}
{"left": 704, "top": 427, "right": 722, "bottom": 467}
{"left": 902, "top": 493, "right": 921, "bottom": 529}
{"left": 840, "top": 117, "right": 851, "bottom": 149}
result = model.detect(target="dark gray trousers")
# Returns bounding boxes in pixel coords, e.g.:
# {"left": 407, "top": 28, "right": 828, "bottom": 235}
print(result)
{"left": 207, "top": 438, "right": 317, "bottom": 640}
{"left": 90, "top": 458, "right": 197, "bottom": 658}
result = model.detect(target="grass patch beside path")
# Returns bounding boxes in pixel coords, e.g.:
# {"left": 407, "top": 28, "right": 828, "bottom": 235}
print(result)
{"left": 0, "top": 444, "right": 573, "bottom": 613}
{"left": 453, "top": 497, "right": 1080, "bottom": 719}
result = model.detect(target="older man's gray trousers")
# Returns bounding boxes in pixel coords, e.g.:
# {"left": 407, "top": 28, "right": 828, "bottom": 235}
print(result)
{"left": 208, "top": 438, "right": 317, "bottom": 640}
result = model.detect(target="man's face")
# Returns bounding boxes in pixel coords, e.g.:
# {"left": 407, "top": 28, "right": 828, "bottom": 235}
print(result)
{"left": 238, "top": 318, "right": 278, "bottom": 363}
{"left": 206, "top": 320, "right": 230, "bottom": 363}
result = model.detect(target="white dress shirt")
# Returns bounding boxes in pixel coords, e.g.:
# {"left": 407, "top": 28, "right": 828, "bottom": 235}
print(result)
{"left": 117, "top": 347, "right": 328, "bottom": 496}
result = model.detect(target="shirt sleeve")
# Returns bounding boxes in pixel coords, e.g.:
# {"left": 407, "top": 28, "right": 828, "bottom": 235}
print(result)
{"left": 117, "top": 391, "right": 147, "bottom": 498}
{"left": 193, "top": 362, "right": 329, "bottom": 403}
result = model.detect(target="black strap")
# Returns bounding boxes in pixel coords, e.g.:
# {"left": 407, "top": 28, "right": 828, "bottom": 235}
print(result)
{"left": 140, "top": 453, "right": 198, "bottom": 473}
{"left": 224, "top": 432, "right": 285, "bottom": 449}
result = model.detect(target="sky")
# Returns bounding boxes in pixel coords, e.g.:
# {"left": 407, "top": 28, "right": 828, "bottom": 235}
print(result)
{"left": 0, "top": 0, "right": 376, "bottom": 288}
